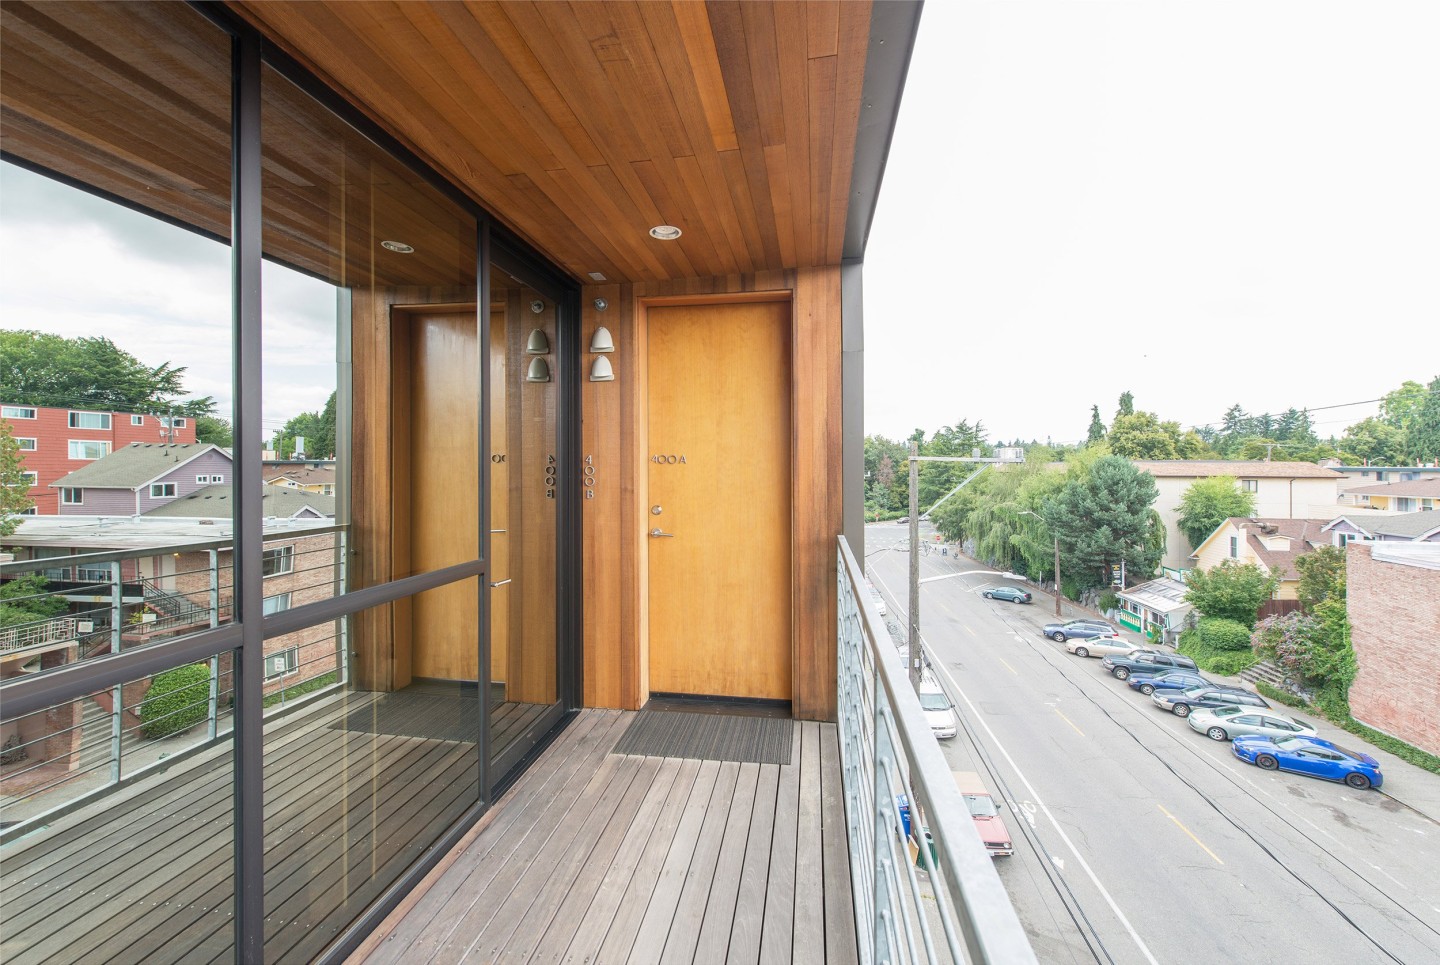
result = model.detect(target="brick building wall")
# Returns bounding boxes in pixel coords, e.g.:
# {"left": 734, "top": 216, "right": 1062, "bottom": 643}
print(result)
{"left": 1347, "top": 542, "right": 1440, "bottom": 756}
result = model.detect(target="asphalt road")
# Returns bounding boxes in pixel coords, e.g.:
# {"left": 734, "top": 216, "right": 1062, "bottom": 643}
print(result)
{"left": 864, "top": 522, "right": 1440, "bottom": 965}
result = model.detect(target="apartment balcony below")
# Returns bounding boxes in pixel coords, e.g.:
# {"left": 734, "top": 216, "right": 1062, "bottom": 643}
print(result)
{"left": 351, "top": 708, "right": 856, "bottom": 964}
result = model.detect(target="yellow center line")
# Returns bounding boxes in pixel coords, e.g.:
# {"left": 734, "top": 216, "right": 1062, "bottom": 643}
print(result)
{"left": 1158, "top": 804, "right": 1224, "bottom": 865}
{"left": 1054, "top": 708, "right": 1084, "bottom": 736}
{"left": 964, "top": 625, "right": 977, "bottom": 638}
{"left": 996, "top": 656, "right": 1017, "bottom": 675}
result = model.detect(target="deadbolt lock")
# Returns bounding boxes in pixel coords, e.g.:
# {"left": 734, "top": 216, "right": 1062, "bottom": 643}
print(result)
{"left": 651, "top": 505, "right": 663, "bottom": 515}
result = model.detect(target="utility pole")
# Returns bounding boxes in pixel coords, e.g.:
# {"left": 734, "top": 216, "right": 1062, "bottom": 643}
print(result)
{"left": 908, "top": 441, "right": 921, "bottom": 690}
{"left": 1052, "top": 535, "right": 1062, "bottom": 618}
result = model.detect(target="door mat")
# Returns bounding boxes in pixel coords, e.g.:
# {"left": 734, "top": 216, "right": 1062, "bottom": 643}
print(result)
{"left": 331, "top": 691, "right": 479, "bottom": 743}
{"left": 612, "top": 710, "right": 793, "bottom": 765}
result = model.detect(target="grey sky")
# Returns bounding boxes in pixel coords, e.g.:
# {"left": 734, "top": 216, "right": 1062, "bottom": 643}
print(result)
{"left": 864, "top": 1, "right": 1440, "bottom": 445}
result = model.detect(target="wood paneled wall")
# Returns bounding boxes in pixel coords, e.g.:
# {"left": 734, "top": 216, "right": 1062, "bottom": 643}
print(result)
{"left": 580, "top": 266, "right": 842, "bottom": 720}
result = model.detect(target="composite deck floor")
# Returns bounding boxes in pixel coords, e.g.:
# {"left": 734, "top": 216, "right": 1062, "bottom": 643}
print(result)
{"left": 354, "top": 708, "right": 858, "bottom": 965}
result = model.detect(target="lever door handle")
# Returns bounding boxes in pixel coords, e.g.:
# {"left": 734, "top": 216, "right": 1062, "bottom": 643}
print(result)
{"left": 489, "top": 579, "right": 512, "bottom": 587}
{"left": 649, "top": 528, "right": 675, "bottom": 538}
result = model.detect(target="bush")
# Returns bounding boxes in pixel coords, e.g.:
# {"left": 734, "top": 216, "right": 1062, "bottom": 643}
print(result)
{"left": 1097, "top": 590, "right": 1120, "bottom": 614}
{"left": 1178, "top": 618, "right": 1260, "bottom": 675}
{"left": 1193, "top": 617, "right": 1252, "bottom": 651}
{"left": 139, "top": 663, "right": 211, "bottom": 738}
{"left": 1200, "top": 651, "right": 1259, "bottom": 677}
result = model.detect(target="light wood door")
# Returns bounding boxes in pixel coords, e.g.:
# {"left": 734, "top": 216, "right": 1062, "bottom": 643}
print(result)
{"left": 647, "top": 301, "right": 792, "bottom": 700}
{"left": 406, "top": 308, "right": 480, "bottom": 681}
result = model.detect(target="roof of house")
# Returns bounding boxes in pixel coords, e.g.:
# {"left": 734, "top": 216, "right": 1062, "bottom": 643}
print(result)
{"left": 1344, "top": 480, "right": 1440, "bottom": 498}
{"left": 1132, "top": 460, "right": 1341, "bottom": 480}
{"left": 51, "top": 443, "right": 229, "bottom": 490}
{"left": 1117, "top": 578, "right": 1192, "bottom": 614}
{"left": 264, "top": 465, "right": 337, "bottom": 486}
{"left": 1326, "top": 511, "right": 1440, "bottom": 540}
{"left": 142, "top": 484, "right": 336, "bottom": 520}
{"left": 1192, "top": 517, "right": 1331, "bottom": 578}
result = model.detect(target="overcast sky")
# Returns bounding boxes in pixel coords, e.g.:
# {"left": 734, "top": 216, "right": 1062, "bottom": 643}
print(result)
{"left": 863, "top": 1, "right": 1440, "bottom": 445}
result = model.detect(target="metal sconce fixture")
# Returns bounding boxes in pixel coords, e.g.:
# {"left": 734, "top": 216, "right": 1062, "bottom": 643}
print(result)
{"left": 525, "top": 329, "right": 550, "bottom": 354}
{"left": 588, "top": 326, "right": 615, "bottom": 353}
{"left": 525, "top": 357, "right": 551, "bottom": 383}
{"left": 530, "top": 299, "right": 545, "bottom": 314}
{"left": 589, "top": 357, "right": 615, "bottom": 382}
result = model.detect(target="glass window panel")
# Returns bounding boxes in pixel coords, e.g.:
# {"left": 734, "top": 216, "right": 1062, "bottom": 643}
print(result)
{"left": 0, "top": 657, "right": 237, "bottom": 963}
{"left": 260, "top": 582, "right": 481, "bottom": 962}
{"left": 0, "top": 1, "right": 234, "bottom": 683}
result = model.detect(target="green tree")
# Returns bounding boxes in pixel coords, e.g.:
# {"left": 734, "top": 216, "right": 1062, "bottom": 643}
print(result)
{"left": 1184, "top": 560, "right": 1278, "bottom": 627}
{"left": 195, "top": 415, "right": 233, "bottom": 448}
{"left": 1043, "top": 456, "right": 1162, "bottom": 589}
{"left": 1380, "top": 379, "right": 1427, "bottom": 431}
{"left": 0, "top": 330, "right": 212, "bottom": 415}
{"left": 1115, "top": 391, "right": 1135, "bottom": 421}
{"left": 1341, "top": 417, "right": 1406, "bottom": 465}
{"left": 1176, "top": 476, "right": 1257, "bottom": 551}
{"left": 0, "top": 572, "right": 67, "bottom": 630}
{"left": 1295, "top": 545, "right": 1346, "bottom": 611}
{"left": 1402, "top": 375, "right": 1440, "bottom": 462}
{"left": 1107, "top": 411, "right": 1179, "bottom": 459}
{"left": 1, "top": 420, "right": 34, "bottom": 538}
{"left": 1086, "top": 405, "right": 1106, "bottom": 444}
{"left": 273, "top": 391, "right": 337, "bottom": 459}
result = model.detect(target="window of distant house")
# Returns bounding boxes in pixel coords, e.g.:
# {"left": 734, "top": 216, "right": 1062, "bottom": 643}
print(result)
{"left": 1395, "top": 497, "right": 1416, "bottom": 512}
{"left": 263, "top": 647, "right": 298, "bottom": 681}
{"left": 1229, "top": 536, "right": 1238, "bottom": 558}
{"left": 262, "top": 546, "right": 294, "bottom": 577}
{"left": 68, "top": 440, "right": 110, "bottom": 460}
{"left": 2, "top": 406, "right": 36, "bottom": 419}
{"left": 76, "top": 565, "right": 109, "bottom": 584}
{"left": 159, "top": 416, "right": 187, "bottom": 428}
{"left": 19, "top": 506, "right": 37, "bottom": 516}
{"left": 131, "top": 414, "right": 144, "bottom": 426}
{"left": 1239, "top": 479, "right": 1258, "bottom": 493}
{"left": 262, "top": 592, "right": 291, "bottom": 616}
{"left": 21, "top": 470, "right": 38, "bottom": 487}
{"left": 210, "top": 474, "right": 224, "bottom": 484}
{"left": 61, "top": 488, "right": 82, "bottom": 505}
{"left": 16, "top": 437, "right": 36, "bottom": 450}
{"left": 68, "top": 411, "right": 111, "bottom": 430}
{"left": 150, "top": 482, "right": 177, "bottom": 498}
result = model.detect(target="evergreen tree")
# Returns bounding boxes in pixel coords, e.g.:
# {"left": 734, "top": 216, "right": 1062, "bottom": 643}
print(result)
{"left": 1403, "top": 375, "right": 1440, "bottom": 461}
{"left": 1086, "top": 405, "right": 1106, "bottom": 443}
{"left": 1107, "top": 412, "right": 1178, "bottom": 459}
{"left": 1043, "top": 456, "right": 1162, "bottom": 589}
{"left": 1115, "top": 391, "right": 1135, "bottom": 421}
{"left": 1176, "top": 477, "right": 1257, "bottom": 551}
{"left": 0, "top": 330, "right": 213, "bottom": 416}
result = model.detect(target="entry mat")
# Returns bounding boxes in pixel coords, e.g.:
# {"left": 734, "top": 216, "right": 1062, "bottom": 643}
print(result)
{"left": 612, "top": 710, "right": 793, "bottom": 765}
{"left": 331, "top": 691, "right": 479, "bottom": 743}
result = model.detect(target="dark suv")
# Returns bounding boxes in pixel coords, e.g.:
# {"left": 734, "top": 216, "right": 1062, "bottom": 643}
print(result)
{"left": 1100, "top": 650, "right": 1198, "bottom": 681}
{"left": 1152, "top": 686, "right": 1270, "bottom": 718}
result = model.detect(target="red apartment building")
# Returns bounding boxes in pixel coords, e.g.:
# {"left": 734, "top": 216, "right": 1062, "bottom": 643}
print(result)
{"left": 1, "top": 404, "right": 198, "bottom": 515}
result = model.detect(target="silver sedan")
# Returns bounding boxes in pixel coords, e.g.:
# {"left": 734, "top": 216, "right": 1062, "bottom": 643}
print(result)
{"left": 1188, "top": 706, "right": 1319, "bottom": 742}
{"left": 1064, "top": 636, "right": 1141, "bottom": 659}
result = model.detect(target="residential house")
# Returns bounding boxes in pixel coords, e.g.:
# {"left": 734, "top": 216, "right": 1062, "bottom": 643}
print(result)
{"left": 1133, "top": 460, "right": 1344, "bottom": 573}
{"left": 263, "top": 463, "right": 337, "bottom": 496}
{"left": 1322, "top": 462, "right": 1440, "bottom": 493}
{"left": 1189, "top": 517, "right": 1331, "bottom": 601}
{"left": 1322, "top": 512, "right": 1440, "bottom": 546}
{"left": 145, "top": 483, "right": 335, "bottom": 521}
{"left": 0, "top": 6, "right": 1031, "bottom": 965}
{"left": 1347, "top": 541, "right": 1440, "bottom": 757}
{"left": 1115, "top": 577, "right": 1193, "bottom": 644}
{"left": 1, "top": 404, "right": 197, "bottom": 515}
{"left": 49, "top": 443, "right": 231, "bottom": 517}
{"left": 1339, "top": 479, "right": 1440, "bottom": 514}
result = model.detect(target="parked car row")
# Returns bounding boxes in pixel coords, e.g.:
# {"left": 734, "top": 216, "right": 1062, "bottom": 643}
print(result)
{"left": 1094, "top": 648, "right": 1383, "bottom": 790}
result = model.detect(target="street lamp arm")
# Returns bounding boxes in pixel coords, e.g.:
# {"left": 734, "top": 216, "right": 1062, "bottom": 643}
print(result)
{"left": 918, "top": 569, "right": 1023, "bottom": 585}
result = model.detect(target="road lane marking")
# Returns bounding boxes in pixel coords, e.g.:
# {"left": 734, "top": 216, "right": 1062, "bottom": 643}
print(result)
{"left": 996, "top": 656, "right": 1017, "bottom": 675}
{"left": 1158, "top": 804, "right": 1224, "bottom": 865}
{"left": 1054, "top": 708, "right": 1084, "bottom": 736}
{"left": 964, "top": 624, "right": 977, "bottom": 638}
{"left": 931, "top": 660, "right": 1161, "bottom": 965}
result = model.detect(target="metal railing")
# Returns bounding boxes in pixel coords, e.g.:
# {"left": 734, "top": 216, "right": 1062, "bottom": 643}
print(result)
{"left": 837, "top": 536, "right": 1036, "bottom": 964}
{"left": 0, "top": 615, "right": 79, "bottom": 655}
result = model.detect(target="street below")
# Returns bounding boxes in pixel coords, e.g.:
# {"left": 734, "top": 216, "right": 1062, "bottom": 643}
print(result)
{"left": 864, "top": 522, "right": 1440, "bottom": 965}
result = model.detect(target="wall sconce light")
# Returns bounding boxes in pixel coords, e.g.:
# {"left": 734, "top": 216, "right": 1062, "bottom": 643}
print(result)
{"left": 589, "top": 357, "right": 615, "bottom": 382}
{"left": 525, "top": 357, "right": 551, "bottom": 383}
{"left": 530, "top": 299, "right": 545, "bottom": 314}
{"left": 589, "top": 326, "right": 615, "bottom": 353}
{"left": 525, "top": 329, "right": 550, "bottom": 354}
{"left": 593, "top": 297, "right": 608, "bottom": 312}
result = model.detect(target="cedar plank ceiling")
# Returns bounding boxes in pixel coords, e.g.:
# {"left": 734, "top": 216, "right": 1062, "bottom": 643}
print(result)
{"left": 231, "top": 1, "right": 873, "bottom": 284}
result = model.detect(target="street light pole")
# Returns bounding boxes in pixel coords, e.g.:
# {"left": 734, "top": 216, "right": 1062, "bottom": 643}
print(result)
{"left": 908, "top": 441, "right": 921, "bottom": 690}
{"left": 1019, "top": 510, "right": 1062, "bottom": 618}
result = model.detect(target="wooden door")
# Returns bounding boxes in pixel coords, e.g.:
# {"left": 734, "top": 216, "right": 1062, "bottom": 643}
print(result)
{"left": 647, "top": 300, "right": 792, "bottom": 700}
{"left": 405, "top": 308, "right": 480, "bottom": 681}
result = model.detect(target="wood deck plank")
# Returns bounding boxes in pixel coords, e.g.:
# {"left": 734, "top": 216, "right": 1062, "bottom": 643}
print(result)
{"left": 820, "top": 724, "right": 858, "bottom": 964}
{"left": 693, "top": 761, "right": 761, "bottom": 965}
{"left": 758, "top": 722, "right": 802, "bottom": 962}
{"left": 792, "top": 722, "right": 826, "bottom": 965}
{"left": 655, "top": 760, "right": 742, "bottom": 965}
{"left": 724, "top": 763, "right": 780, "bottom": 965}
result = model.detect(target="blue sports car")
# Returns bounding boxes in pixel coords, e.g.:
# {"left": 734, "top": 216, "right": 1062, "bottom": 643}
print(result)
{"left": 1232, "top": 735, "right": 1383, "bottom": 790}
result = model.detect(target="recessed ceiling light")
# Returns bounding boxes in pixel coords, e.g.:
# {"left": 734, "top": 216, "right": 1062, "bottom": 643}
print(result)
{"left": 649, "top": 225, "right": 682, "bottom": 241}
{"left": 381, "top": 240, "right": 414, "bottom": 253}
{"left": 588, "top": 271, "right": 607, "bottom": 282}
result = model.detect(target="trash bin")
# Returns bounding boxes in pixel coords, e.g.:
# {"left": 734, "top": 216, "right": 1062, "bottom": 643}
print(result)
{"left": 912, "top": 827, "right": 938, "bottom": 870}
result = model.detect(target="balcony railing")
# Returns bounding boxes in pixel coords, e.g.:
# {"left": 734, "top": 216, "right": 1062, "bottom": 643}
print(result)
{"left": 836, "top": 536, "right": 1036, "bottom": 964}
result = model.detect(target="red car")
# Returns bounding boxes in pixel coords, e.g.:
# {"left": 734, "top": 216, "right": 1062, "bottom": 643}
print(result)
{"left": 955, "top": 771, "right": 1014, "bottom": 857}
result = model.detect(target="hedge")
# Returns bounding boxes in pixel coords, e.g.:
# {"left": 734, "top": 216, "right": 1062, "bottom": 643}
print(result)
{"left": 1178, "top": 617, "right": 1260, "bottom": 676}
{"left": 139, "top": 662, "right": 211, "bottom": 739}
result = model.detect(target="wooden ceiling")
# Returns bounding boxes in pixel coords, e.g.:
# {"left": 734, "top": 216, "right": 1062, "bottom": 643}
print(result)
{"left": 232, "top": 1, "right": 876, "bottom": 284}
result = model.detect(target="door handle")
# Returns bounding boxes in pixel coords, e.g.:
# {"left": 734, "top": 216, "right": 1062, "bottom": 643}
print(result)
{"left": 489, "top": 579, "right": 512, "bottom": 587}
{"left": 649, "top": 528, "right": 675, "bottom": 538}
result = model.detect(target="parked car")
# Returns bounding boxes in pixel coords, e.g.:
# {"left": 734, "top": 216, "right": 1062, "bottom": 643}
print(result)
{"left": 983, "top": 586, "right": 1032, "bottom": 604}
{"left": 1127, "top": 670, "right": 1210, "bottom": 696}
{"left": 1065, "top": 636, "right": 1141, "bottom": 659}
{"left": 918, "top": 679, "right": 957, "bottom": 739}
{"left": 1189, "top": 706, "right": 1319, "bottom": 742}
{"left": 1232, "top": 735, "right": 1383, "bottom": 789}
{"left": 1154, "top": 687, "right": 1269, "bottom": 718}
{"left": 897, "top": 516, "right": 910, "bottom": 523}
{"left": 954, "top": 771, "right": 1014, "bottom": 857}
{"left": 1100, "top": 650, "right": 1199, "bottom": 681}
{"left": 869, "top": 589, "right": 888, "bottom": 617}
{"left": 1042, "top": 620, "right": 1119, "bottom": 643}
